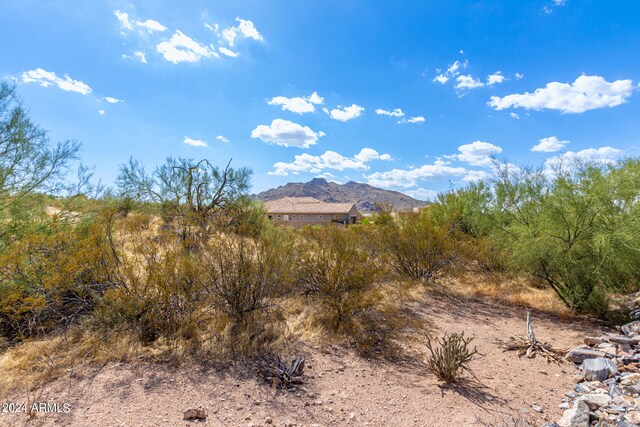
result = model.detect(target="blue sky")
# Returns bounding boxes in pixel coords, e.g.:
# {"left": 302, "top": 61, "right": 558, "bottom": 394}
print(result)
{"left": 1, "top": 0, "right": 639, "bottom": 199}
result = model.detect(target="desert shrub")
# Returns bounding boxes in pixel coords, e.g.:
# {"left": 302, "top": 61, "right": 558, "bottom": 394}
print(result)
{"left": 430, "top": 185, "right": 505, "bottom": 272}
{"left": 425, "top": 332, "right": 479, "bottom": 383}
{"left": 92, "top": 220, "right": 295, "bottom": 356}
{"left": 296, "top": 226, "right": 383, "bottom": 333}
{"left": 201, "top": 230, "right": 295, "bottom": 324}
{"left": 486, "top": 160, "right": 640, "bottom": 314}
{"left": 380, "top": 213, "right": 455, "bottom": 280}
{"left": 116, "top": 157, "right": 251, "bottom": 246}
{"left": 0, "top": 210, "right": 118, "bottom": 341}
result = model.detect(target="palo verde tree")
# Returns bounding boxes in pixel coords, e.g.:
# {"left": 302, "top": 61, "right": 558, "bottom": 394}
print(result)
{"left": 485, "top": 159, "right": 640, "bottom": 314}
{"left": 0, "top": 82, "right": 81, "bottom": 248}
{"left": 116, "top": 157, "right": 252, "bottom": 242}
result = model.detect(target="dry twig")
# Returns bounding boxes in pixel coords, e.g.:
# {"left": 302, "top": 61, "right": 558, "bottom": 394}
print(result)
{"left": 497, "top": 310, "right": 566, "bottom": 364}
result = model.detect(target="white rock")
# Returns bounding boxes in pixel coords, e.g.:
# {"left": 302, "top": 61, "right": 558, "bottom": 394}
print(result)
{"left": 576, "top": 393, "right": 612, "bottom": 409}
{"left": 558, "top": 400, "right": 590, "bottom": 427}
{"left": 582, "top": 358, "right": 618, "bottom": 382}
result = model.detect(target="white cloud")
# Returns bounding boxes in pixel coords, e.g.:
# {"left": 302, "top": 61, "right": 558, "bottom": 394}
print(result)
{"left": 433, "top": 59, "right": 468, "bottom": 84}
{"left": 114, "top": 10, "right": 134, "bottom": 31}
{"left": 157, "top": 31, "right": 216, "bottom": 63}
{"left": 487, "top": 71, "right": 505, "bottom": 85}
{"left": 137, "top": 19, "right": 167, "bottom": 33}
{"left": 236, "top": 18, "right": 263, "bottom": 41}
{"left": 354, "top": 147, "right": 392, "bottom": 162}
{"left": 103, "top": 97, "right": 122, "bottom": 104}
{"left": 220, "top": 18, "right": 263, "bottom": 47}
{"left": 433, "top": 74, "right": 449, "bottom": 84}
{"left": 455, "top": 74, "right": 484, "bottom": 90}
{"left": 122, "top": 51, "right": 148, "bottom": 63}
{"left": 270, "top": 148, "right": 391, "bottom": 176}
{"left": 532, "top": 136, "right": 569, "bottom": 152}
{"left": 452, "top": 141, "right": 503, "bottom": 167}
{"left": 365, "top": 160, "right": 472, "bottom": 189}
{"left": 488, "top": 75, "right": 636, "bottom": 114}
{"left": 403, "top": 188, "right": 438, "bottom": 201}
{"left": 251, "top": 119, "right": 324, "bottom": 148}
{"left": 324, "top": 104, "right": 364, "bottom": 122}
{"left": 184, "top": 137, "right": 208, "bottom": 147}
{"left": 554, "top": 0, "right": 566, "bottom": 4}
{"left": 375, "top": 108, "right": 405, "bottom": 117}
{"left": 398, "top": 116, "right": 425, "bottom": 124}
{"left": 114, "top": 10, "right": 166, "bottom": 33}
{"left": 216, "top": 135, "right": 230, "bottom": 144}
{"left": 447, "top": 60, "right": 466, "bottom": 75}
{"left": 462, "top": 170, "right": 490, "bottom": 182}
{"left": 98, "top": 110, "right": 105, "bottom": 115}
{"left": 515, "top": 73, "right": 524, "bottom": 80}
{"left": 21, "top": 68, "right": 92, "bottom": 95}
{"left": 509, "top": 112, "right": 520, "bottom": 119}
{"left": 545, "top": 147, "right": 623, "bottom": 173}
{"left": 268, "top": 92, "right": 324, "bottom": 114}
{"left": 218, "top": 46, "right": 239, "bottom": 57}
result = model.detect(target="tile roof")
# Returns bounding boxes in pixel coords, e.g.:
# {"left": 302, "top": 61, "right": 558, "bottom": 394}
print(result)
{"left": 263, "top": 197, "right": 356, "bottom": 214}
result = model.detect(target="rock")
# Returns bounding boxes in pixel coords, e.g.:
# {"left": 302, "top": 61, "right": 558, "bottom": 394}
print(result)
{"left": 609, "top": 335, "right": 640, "bottom": 346}
{"left": 611, "top": 384, "right": 626, "bottom": 397}
{"left": 567, "top": 347, "right": 609, "bottom": 363}
{"left": 622, "top": 373, "right": 640, "bottom": 381}
{"left": 542, "top": 423, "right": 560, "bottom": 427}
{"left": 183, "top": 408, "right": 207, "bottom": 421}
{"left": 626, "top": 411, "right": 640, "bottom": 424}
{"left": 616, "top": 422, "right": 639, "bottom": 427}
{"left": 532, "top": 403, "right": 544, "bottom": 413}
{"left": 585, "top": 336, "right": 607, "bottom": 345}
{"left": 558, "top": 400, "right": 590, "bottom": 427}
{"left": 597, "top": 343, "right": 619, "bottom": 356}
{"left": 624, "top": 384, "right": 640, "bottom": 395}
{"left": 576, "top": 393, "right": 612, "bottom": 409}
{"left": 622, "top": 322, "right": 640, "bottom": 337}
{"left": 606, "top": 404, "right": 627, "bottom": 413}
{"left": 265, "top": 417, "right": 273, "bottom": 424}
{"left": 583, "top": 358, "right": 619, "bottom": 382}
{"left": 575, "top": 384, "right": 592, "bottom": 393}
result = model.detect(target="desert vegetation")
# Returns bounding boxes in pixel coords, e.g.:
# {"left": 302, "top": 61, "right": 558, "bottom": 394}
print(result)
{"left": 1, "top": 81, "right": 640, "bottom": 396}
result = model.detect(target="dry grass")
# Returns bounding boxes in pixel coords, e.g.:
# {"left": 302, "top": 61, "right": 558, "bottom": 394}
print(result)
{"left": 426, "top": 270, "right": 573, "bottom": 320}
{"left": 0, "top": 327, "right": 141, "bottom": 393}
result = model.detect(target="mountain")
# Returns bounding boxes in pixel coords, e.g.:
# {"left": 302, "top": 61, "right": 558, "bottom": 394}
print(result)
{"left": 252, "top": 178, "right": 428, "bottom": 212}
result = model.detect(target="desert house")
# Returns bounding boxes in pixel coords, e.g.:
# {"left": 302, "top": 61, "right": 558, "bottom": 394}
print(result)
{"left": 263, "top": 197, "right": 358, "bottom": 226}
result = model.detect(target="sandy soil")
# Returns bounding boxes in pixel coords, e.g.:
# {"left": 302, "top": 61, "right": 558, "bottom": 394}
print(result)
{"left": 1, "top": 294, "right": 610, "bottom": 427}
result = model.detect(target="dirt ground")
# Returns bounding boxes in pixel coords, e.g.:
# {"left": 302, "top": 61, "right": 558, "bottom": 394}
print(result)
{"left": 1, "top": 293, "right": 610, "bottom": 427}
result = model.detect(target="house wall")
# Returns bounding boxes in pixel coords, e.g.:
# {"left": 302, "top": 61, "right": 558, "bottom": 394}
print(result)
{"left": 266, "top": 212, "right": 355, "bottom": 227}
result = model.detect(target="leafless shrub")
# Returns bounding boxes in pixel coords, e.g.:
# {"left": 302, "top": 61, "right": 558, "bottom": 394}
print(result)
{"left": 425, "top": 332, "right": 479, "bottom": 383}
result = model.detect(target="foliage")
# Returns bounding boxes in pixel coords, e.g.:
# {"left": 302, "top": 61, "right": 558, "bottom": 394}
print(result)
{"left": 0, "top": 210, "right": 118, "bottom": 341}
{"left": 380, "top": 212, "right": 455, "bottom": 280}
{"left": 488, "top": 160, "right": 640, "bottom": 313}
{"left": 116, "top": 157, "right": 252, "bottom": 244}
{"left": 0, "top": 83, "right": 85, "bottom": 248}
{"left": 296, "top": 226, "right": 383, "bottom": 332}
{"left": 201, "top": 229, "right": 295, "bottom": 324}
{"left": 425, "top": 332, "right": 479, "bottom": 383}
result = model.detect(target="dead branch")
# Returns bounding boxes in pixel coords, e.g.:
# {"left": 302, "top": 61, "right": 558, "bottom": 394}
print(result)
{"left": 497, "top": 310, "right": 566, "bottom": 364}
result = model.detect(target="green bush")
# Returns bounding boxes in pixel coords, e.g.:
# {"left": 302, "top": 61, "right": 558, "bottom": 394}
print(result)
{"left": 296, "top": 226, "right": 383, "bottom": 332}
{"left": 380, "top": 213, "right": 455, "bottom": 280}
